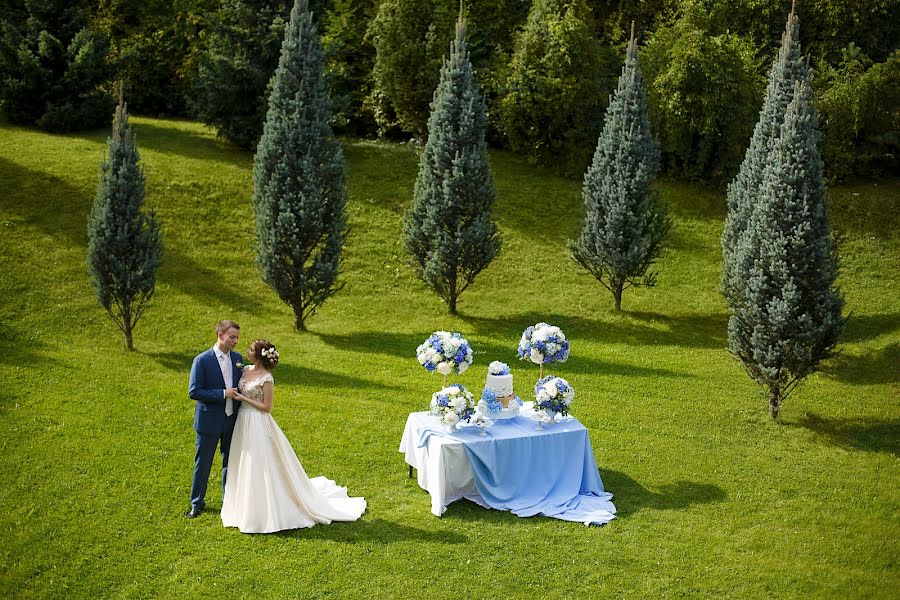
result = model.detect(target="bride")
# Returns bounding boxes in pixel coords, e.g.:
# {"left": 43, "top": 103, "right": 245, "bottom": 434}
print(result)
{"left": 221, "top": 339, "right": 366, "bottom": 533}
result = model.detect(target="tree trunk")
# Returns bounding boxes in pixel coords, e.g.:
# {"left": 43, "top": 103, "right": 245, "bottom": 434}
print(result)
{"left": 613, "top": 279, "right": 624, "bottom": 311}
{"left": 768, "top": 384, "right": 781, "bottom": 419}
{"left": 448, "top": 274, "right": 458, "bottom": 315}
{"left": 294, "top": 305, "right": 307, "bottom": 332}
{"left": 123, "top": 309, "right": 135, "bottom": 351}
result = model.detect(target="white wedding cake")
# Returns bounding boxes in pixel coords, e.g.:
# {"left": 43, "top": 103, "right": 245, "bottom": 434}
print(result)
{"left": 480, "top": 361, "right": 520, "bottom": 420}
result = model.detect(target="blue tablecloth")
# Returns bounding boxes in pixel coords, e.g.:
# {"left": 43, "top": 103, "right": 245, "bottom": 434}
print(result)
{"left": 419, "top": 415, "right": 616, "bottom": 525}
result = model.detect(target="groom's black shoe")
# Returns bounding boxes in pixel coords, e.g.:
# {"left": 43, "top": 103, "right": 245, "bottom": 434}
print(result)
{"left": 185, "top": 506, "right": 203, "bottom": 519}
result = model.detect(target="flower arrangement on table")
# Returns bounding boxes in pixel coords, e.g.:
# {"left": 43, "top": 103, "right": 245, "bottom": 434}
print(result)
{"left": 416, "top": 331, "right": 473, "bottom": 387}
{"left": 534, "top": 375, "right": 575, "bottom": 418}
{"left": 517, "top": 322, "right": 570, "bottom": 378}
{"left": 430, "top": 384, "right": 476, "bottom": 430}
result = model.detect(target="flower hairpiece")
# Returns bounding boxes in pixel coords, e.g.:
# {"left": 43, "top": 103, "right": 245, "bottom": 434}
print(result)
{"left": 260, "top": 346, "right": 279, "bottom": 362}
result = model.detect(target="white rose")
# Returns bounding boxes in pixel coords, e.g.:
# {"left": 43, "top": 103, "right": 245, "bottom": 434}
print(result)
{"left": 544, "top": 382, "right": 559, "bottom": 398}
{"left": 443, "top": 412, "right": 459, "bottom": 426}
{"left": 537, "top": 389, "right": 551, "bottom": 403}
{"left": 533, "top": 327, "right": 549, "bottom": 342}
{"left": 530, "top": 348, "right": 544, "bottom": 364}
{"left": 458, "top": 362, "right": 468, "bottom": 374}
{"left": 556, "top": 330, "right": 566, "bottom": 342}
{"left": 436, "top": 362, "right": 452, "bottom": 375}
{"left": 442, "top": 385, "right": 460, "bottom": 395}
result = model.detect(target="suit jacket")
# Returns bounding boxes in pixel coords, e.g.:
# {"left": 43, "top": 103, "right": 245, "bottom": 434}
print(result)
{"left": 189, "top": 347, "right": 243, "bottom": 434}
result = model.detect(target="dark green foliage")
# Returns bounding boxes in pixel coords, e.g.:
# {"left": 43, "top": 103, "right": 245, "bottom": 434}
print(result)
{"left": 87, "top": 93, "right": 162, "bottom": 351}
{"left": 190, "top": 0, "right": 293, "bottom": 149}
{"left": 321, "top": 0, "right": 378, "bottom": 135}
{"left": 368, "top": 0, "right": 456, "bottom": 138}
{"left": 727, "top": 77, "right": 846, "bottom": 419}
{"left": 252, "top": 0, "right": 347, "bottom": 331}
{"left": 404, "top": 14, "right": 500, "bottom": 314}
{"left": 94, "top": 0, "right": 216, "bottom": 116}
{"left": 500, "top": 0, "right": 612, "bottom": 176}
{"left": 641, "top": 3, "right": 764, "bottom": 183}
{"left": 0, "top": 0, "right": 114, "bottom": 131}
{"left": 569, "top": 27, "right": 669, "bottom": 311}
{"left": 722, "top": 6, "right": 807, "bottom": 310}
{"left": 816, "top": 46, "right": 900, "bottom": 182}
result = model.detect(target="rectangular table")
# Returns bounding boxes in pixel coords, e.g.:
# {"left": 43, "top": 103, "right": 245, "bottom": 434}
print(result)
{"left": 399, "top": 409, "right": 616, "bottom": 524}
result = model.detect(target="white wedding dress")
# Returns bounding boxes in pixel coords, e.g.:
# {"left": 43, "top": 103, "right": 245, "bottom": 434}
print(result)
{"left": 221, "top": 369, "right": 366, "bottom": 533}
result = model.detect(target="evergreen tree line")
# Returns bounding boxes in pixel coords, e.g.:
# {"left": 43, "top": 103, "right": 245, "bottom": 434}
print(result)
{"left": 1, "top": 0, "right": 897, "bottom": 182}
{"left": 83, "top": 0, "right": 844, "bottom": 420}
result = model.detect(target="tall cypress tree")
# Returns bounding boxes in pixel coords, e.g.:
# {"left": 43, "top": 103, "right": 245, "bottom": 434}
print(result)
{"left": 728, "top": 77, "right": 845, "bottom": 419}
{"left": 87, "top": 88, "right": 162, "bottom": 351}
{"left": 252, "top": 0, "right": 347, "bottom": 331}
{"left": 403, "top": 9, "right": 500, "bottom": 315}
{"left": 722, "top": 2, "right": 807, "bottom": 305}
{"left": 569, "top": 24, "right": 669, "bottom": 311}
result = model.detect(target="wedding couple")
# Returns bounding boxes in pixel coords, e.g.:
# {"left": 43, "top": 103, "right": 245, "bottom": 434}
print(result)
{"left": 186, "top": 320, "right": 366, "bottom": 533}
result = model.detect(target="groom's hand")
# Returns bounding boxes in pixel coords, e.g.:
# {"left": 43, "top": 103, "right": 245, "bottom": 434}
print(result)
{"left": 225, "top": 387, "right": 240, "bottom": 399}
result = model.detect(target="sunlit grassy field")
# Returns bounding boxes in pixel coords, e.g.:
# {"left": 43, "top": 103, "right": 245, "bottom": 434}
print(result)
{"left": 0, "top": 116, "right": 897, "bottom": 598}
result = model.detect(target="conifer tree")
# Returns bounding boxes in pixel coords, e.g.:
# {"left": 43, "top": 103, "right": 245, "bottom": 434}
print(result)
{"left": 87, "top": 88, "right": 162, "bottom": 351}
{"left": 252, "top": 0, "right": 347, "bottom": 331}
{"left": 722, "top": 3, "right": 807, "bottom": 305}
{"left": 569, "top": 24, "right": 669, "bottom": 311}
{"left": 728, "top": 77, "right": 845, "bottom": 419}
{"left": 0, "top": 0, "right": 114, "bottom": 132}
{"left": 403, "top": 9, "right": 500, "bottom": 315}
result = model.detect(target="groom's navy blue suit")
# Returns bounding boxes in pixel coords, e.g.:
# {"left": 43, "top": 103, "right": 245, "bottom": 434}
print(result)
{"left": 189, "top": 347, "right": 243, "bottom": 510}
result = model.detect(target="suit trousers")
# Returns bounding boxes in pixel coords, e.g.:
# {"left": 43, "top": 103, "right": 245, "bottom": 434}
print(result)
{"left": 190, "top": 413, "right": 238, "bottom": 509}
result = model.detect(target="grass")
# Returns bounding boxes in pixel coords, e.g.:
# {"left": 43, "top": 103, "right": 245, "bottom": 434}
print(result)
{"left": 0, "top": 116, "right": 897, "bottom": 598}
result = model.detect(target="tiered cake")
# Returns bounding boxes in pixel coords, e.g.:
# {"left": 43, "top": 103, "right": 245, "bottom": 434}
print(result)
{"left": 482, "top": 362, "right": 520, "bottom": 420}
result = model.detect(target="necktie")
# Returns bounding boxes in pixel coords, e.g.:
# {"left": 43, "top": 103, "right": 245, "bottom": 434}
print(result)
{"left": 220, "top": 353, "right": 234, "bottom": 417}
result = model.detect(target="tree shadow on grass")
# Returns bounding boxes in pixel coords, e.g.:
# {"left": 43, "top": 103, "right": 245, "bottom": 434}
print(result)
{"left": 600, "top": 469, "right": 727, "bottom": 518}
{"left": 788, "top": 413, "right": 900, "bottom": 456}
{"left": 315, "top": 330, "right": 693, "bottom": 380}
{"left": 839, "top": 312, "right": 900, "bottom": 344}
{"left": 148, "top": 350, "right": 401, "bottom": 390}
{"left": 0, "top": 157, "right": 265, "bottom": 314}
{"left": 271, "top": 517, "right": 468, "bottom": 544}
{"left": 0, "top": 156, "right": 92, "bottom": 246}
{"left": 130, "top": 120, "right": 251, "bottom": 170}
{"left": 821, "top": 343, "right": 899, "bottom": 385}
{"left": 459, "top": 309, "right": 729, "bottom": 350}
{"left": 158, "top": 248, "right": 266, "bottom": 315}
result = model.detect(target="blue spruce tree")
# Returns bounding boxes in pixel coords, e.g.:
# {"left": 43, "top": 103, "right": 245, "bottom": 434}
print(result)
{"left": 403, "top": 9, "right": 501, "bottom": 315}
{"left": 722, "top": 2, "right": 807, "bottom": 305}
{"left": 728, "top": 76, "right": 846, "bottom": 419}
{"left": 252, "top": 0, "right": 347, "bottom": 331}
{"left": 87, "top": 88, "right": 162, "bottom": 351}
{"left": 569, "top": 24, "right": 669, "bottom": 311}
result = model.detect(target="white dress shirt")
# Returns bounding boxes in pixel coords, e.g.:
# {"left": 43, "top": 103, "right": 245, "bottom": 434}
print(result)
{"left": 213, "top": 344, "right": 234, "bottom": 415}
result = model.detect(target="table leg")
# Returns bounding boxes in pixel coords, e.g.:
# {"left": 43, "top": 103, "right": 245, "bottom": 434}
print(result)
{"left": 408, "top": 465, "right": 414, "bottom": 479}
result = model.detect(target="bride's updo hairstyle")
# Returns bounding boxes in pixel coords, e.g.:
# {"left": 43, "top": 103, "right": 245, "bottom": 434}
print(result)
{"left": 252, "top": 339, "right": 280, "bottom": 370}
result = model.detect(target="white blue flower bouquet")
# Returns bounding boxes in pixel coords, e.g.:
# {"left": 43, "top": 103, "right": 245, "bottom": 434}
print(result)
{"left": 517, "top": 323, "right": 570, "bottom": 377}
{"left": 416, "top": 331, "right": 473, "bottom": 387}
{"left": 430, "top": 384, "right": 476, "bottom": 430}
{"left": 534, "top": 375, "right": 575, "bottom": 417}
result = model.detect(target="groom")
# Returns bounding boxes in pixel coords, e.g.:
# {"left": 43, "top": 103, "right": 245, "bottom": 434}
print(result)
{"left": 185, "top": 320, "right": 244, "bottom": 519}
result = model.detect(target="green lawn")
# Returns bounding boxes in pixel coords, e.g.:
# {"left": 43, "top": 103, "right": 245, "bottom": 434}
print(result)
{"left": 0, "top": 116, "right": 897, "bottom": 598}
